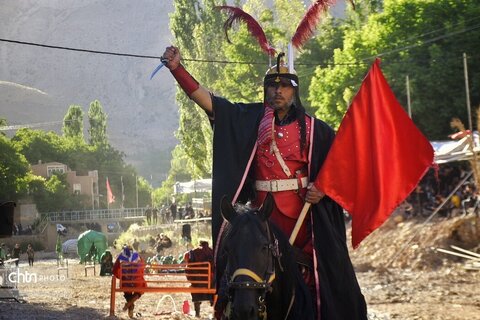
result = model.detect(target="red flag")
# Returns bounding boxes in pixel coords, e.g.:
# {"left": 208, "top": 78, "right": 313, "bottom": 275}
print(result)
{"left": 314, "top": 59, "right": 434, "bottom": 248}
{"left": 106, "top": 177, "right": 115, "bottom": 204}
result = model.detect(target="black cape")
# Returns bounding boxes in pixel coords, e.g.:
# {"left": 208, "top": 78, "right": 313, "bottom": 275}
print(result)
{"left": 210, "top": 96, "right": 367, "bottom": 320}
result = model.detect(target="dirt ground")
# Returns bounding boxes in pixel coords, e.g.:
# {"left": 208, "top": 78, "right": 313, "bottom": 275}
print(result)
{"left": 0, "top": 215, "right": 479, "bottom": 320}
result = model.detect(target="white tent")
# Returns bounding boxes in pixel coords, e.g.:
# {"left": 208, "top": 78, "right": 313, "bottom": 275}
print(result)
{"left": 174, "top": 179, "right": 212, "bottom": 194}
{"left": 62, "top": 239, "right": 78, "bottom": 254}
{"left": 433, "top": 132, "right": 480, "bottom": 164}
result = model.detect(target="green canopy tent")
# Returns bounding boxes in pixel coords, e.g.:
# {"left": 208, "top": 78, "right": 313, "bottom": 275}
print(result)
{"left": 77, "top": 230, "right": 108, "bottom": 263}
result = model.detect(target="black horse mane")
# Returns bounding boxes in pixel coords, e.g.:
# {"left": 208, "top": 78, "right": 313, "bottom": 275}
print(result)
{"left": 220, "top": 205, "right": 314, "bottom": 320}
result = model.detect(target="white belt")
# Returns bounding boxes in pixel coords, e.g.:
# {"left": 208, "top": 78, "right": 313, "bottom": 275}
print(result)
{"left": 255, "top": 177, "right": 309, "bottom": 192}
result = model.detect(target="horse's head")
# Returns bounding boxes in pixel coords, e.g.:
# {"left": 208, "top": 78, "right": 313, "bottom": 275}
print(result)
{"left": 220, "top": 193, "right": 282, "bottom": 320}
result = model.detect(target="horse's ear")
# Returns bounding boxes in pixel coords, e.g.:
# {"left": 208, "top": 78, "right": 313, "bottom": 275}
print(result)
{"left": 259, "top": 193, "right": 275, "bottom": 221}
{"left": 220, "top": 195, "right": 237, "bottom": 222}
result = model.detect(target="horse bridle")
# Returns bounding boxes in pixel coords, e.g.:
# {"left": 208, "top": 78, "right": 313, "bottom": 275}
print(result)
{"left": 226, "top": 219, "right": 283, "bottom": 320}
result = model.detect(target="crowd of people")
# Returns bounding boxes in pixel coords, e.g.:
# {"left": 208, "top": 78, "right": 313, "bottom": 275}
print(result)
{"left": 12, "top": 223, "right": 34, "bottom": 235}
{"left": 0, "top": 242, "right": 35, "bottom": 266}
{"left": 144, "top": 201, "right": 210, "bottom": 225}
{"left": 395, "top": 164, "right": 479, "bottom": 218}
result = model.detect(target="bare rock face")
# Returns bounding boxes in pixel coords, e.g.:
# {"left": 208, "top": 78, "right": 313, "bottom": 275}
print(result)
{"left": 0, "top": 1, "right": 177, "bottom": 179}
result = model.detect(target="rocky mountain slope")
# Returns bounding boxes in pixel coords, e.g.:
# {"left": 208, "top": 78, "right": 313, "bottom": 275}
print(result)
{"left": 0, "top": 1, "right": 347, "bottom": 184}
{"left": 0, "top": 0, "right": 177, "bottom": 183}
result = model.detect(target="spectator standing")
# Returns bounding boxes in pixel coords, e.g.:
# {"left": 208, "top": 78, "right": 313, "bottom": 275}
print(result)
{"left": 26, "top": 244, "right": 35, "bottom": 266}
{"left": 12, "top": 243, "right": 21, "bottom": 266}
{"left": 152, "top": 207, "right": 159, "bottom": 224}
{"left": 184, "top": 241, "right": 214, "bottom": 317}
{"left": 169, "top": 202, "right": 177, "bottom": 222}
{"left": 0, "top": 243, "right": 8, "bottom": 261}
{"left": 145, "top": 206, "right": 152, "bottom": 224}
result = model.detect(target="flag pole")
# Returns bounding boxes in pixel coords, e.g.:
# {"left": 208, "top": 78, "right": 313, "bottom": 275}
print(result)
{"left": 151, "top": 175, "right": 154, "bottom": 209}
{"left": 121, "top": 176, "right": 125, "bottom": 209}
{"left": 135, "top": 175, "right": 139, "bottom": 208}
{"left": 106, "top": 176, "right": 109, "bottom": 210}
{"left": 289, "top": 202, "right": 311, "bottom": 245}
{"left": 406, "top": 75, "right": 412, "bottom": 118}
{"left": 463, "top": 53, "right": 479, "bottom": 187}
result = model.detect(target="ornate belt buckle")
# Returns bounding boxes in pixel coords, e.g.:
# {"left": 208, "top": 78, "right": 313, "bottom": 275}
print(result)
{"left": 269, "top": 180, "right": 279, "bottom": 192}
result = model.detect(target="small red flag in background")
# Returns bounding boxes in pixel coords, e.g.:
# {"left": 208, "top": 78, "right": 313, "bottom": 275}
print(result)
{"left": 106, "top": 177, "right": 115, "bottom": 204}
{"left": 314, "top": 59, "right": 434, "bottom": 248}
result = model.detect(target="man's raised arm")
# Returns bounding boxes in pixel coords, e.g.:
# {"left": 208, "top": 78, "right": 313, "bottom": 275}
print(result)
{"left": 162, "top": 46, "right": 213, "bottom": 114}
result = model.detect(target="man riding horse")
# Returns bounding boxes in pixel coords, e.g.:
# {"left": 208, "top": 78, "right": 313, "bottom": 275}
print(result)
{"left": 160, "top": 4, "right": 367, "bottom": 319}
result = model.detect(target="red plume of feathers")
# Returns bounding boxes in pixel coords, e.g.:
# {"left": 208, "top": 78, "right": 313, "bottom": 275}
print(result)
{"left": 215, "top": 5, "right": 276, "bottom": 57}
{"left": 291, "top": 0, "right": 336, "bottom": 49}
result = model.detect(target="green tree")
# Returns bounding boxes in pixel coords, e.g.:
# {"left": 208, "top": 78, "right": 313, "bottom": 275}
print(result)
{"left": 0, "top": 135, "right": 30, "bottom": 201}
{"left": 11, "top": 110, "right": 141, "bottom": 210}
{"left": 169, "top": 0, "right": 340, "bottom": 176}
{"left": 31, "top": 174, "right": 85, "bottom": 212}
{"left": 88, "top": 100, "right": 108, "bottom": 147}
{"left": 308, "top": 0, "right": 480, "bottom": 138}
{"left": 63, "top": 105, "right": 84, "bottom": 140}
{"left": 215, "top": 0, "right": 337, "bottom": 107}
{"left": 295, "top": 14, "right": 345, "bottom": 114}
{"left": 12, "top": 129, "right": 67, "bottom": 164}
{"left": 171, "top": 0, "right": 227, "bottom": 178}
{"left": 152, "top": 174, "right": 175, "bottom": 207}
{"left": 152, "top": 144, "right": 195, "bottom": 206}
{"left": 136, "top": 176, "right": 153, "bottom": 207}
{"left": 0, "top": 118, "right": 7, "bottom": 136}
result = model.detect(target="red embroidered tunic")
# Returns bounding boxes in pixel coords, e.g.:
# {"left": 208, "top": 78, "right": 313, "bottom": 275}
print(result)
{"left": 253, "top": 116, "right": 312, "bottom": 254}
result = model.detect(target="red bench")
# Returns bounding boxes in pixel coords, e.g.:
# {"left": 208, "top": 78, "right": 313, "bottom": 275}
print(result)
{"left": 109, "top": 261, "right": 216, "bottom": 316}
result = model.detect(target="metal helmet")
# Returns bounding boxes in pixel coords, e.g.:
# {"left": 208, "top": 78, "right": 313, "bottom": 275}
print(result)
{"left": 264, "top": 52, "right": 299, "bottom": 88}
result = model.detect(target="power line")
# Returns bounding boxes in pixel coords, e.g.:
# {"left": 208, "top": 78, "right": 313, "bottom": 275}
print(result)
{"left": 2, "top": 17, "right": 479, "bottom": 67}
{"left": 360, "top": 22, "right": 480, "bottom": 62}
{"left": 392, "top": 15, "right": 480, "bottom": 48}
{"left": 0, "top": 120, "right": 72, "bottom": 131}
{"left": 0, "top": 38, "right": 263, "bottom": 65}
{"left": 0, "top": 38, "right": 161, "bottom": 60}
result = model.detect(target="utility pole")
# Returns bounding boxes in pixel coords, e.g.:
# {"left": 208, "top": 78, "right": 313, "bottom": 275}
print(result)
{"left": 463, "top": 52, "right": 479, "bottom": 187}
{"left": 91, "top": 181, "right": 95, "bottom": 210}
{"left": 135, "top": 175, "right": 138, "bottom": 208}
{"left": 150, "top": 174, "right": 154, "bottom": 208}
{"left": 106, "top": 176, "right": 110, "bottom": 210}
{"left": 121, "top": 176, "right": 125, "bottom": 209}
{"left": 406, "top": 75, "right": 412, "bottom": 118}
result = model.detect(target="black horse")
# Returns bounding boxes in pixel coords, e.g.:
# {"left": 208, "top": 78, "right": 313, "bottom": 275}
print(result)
{"left": 218, "top": 194, "right": 314, "bottom": 320}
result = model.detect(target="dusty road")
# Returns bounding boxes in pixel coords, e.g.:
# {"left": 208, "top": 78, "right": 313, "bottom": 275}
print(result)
{"left": 0, "top": 216, "right": 478, "bottom": 320}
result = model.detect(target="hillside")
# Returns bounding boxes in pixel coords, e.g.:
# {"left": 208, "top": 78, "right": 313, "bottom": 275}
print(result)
{"left": 0, "top": 1, "right": 178, "bottom": 183}
{"left": 0, "top": 1, "right": 349, "bottom": 184}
